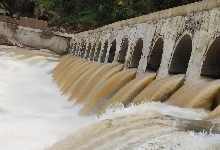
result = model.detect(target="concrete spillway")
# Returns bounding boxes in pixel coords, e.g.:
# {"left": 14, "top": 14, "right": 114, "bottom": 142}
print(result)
{"left": 53, "top": 55, "right": 220, "bottom": 117}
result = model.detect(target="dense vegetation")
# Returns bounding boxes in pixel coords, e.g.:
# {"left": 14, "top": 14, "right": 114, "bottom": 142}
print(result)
{"left": 0, "top": 0, "right": 35, "bottom": 17}
{"left": 0, "top": 0, "right": 200, "bottom": 32}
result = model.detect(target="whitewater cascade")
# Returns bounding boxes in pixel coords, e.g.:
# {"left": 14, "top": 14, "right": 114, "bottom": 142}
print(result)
{"left": 0, "top": 46, "right": 96, "bottom": 150}
{"left": 0, "top": 45, "right": 220, "bottom": 150}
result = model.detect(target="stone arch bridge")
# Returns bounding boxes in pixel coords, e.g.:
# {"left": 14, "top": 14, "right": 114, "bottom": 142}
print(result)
{"left": 70, "top": 0, "right": 220, "bottom": 82}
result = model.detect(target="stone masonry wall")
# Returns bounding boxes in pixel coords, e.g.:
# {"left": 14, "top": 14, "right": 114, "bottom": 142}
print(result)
{"left": 70, "top": 0, "right": 220, "bottom": 82}
{"left": 0, "top": 15, "right": 48, "bottom": 30}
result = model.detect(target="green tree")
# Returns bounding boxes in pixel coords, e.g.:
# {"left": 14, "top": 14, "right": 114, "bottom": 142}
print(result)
{"left": 0, "top": 0, "right": 35, "bottom": 17}
{"left": 1, "top": 0, "right": 200, "bottom": 32}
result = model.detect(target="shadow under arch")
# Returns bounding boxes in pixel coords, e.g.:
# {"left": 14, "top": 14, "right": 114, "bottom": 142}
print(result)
{"left": 169, "top": 34, "right": 192, "bottom": 74}
{"left": 100, "top": 40, "right": 108, "bottom": 63}
{"left": 129, "top": 38, "right": 143, "bottom": 68}
{"left": 108, "top": 39, "right": 117, "bottom": 63}
{"left": 146, "top": 38, "right": 164, "bottom": 72}
{"left": 94, "top": 42, "right": 102, "bottom": 61}
{"left": 76, "top": 43, "right": 81, "bottom": 56}
{"left": 85, "top": 43, "right": 92, "bottom": 59}
{"left": 90, "top": 43, "right": 96, "bottom": 61}
{"left": 72, "top": 43, "right": 77, "bottom": 55}
{"left": 201, "top": 37, "right": 220, "bottom": 79}
{"left": 80, "top": 41, "right": 86, "bottom": 58}
{"left": 118, "top": 38, "right": 129, "bottom": 64}
{"left": 74, "top": 43, "right": 78, "bottom": 56}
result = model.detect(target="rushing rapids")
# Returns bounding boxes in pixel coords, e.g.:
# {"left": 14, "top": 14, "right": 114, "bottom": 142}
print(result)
{"left": 0, "top": 45, "right": 220, "bottom": 150}
{"left": 0, "top": 46, "right": 97, "bottom": 150}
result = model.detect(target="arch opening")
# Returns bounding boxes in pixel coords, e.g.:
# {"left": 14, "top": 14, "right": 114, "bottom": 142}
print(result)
{"left": 72, "top": 43, "right": 77, "bottom": 55}
{"left": 100, "top": 40, "right": 108, "bottom": 63}
{"left": 118, "top": 38, "right": 129, "bottom": 63}
{"left": 201, "top": 37, "right": 220, "bottom": 79}
{"left": 108, "top": 39, "right": 116, "bottom": 63}
{"left": 130, "top": 38, "right": 143, "bottom": 68}
{"left": 94, "top": 42, "right": 102, "bottom": 61}
{"left": 80, "top": 42, "right": 86, "bottom": 58}
{"left": 90, "top": 43, "right": 96, "bottom": 61}
{"left": 146, "top": 38, "right": 164, "bottom": 72}
{"left": 74, "top": 43, "right": 78, "bottom": 56}
{"left": 76, "top": 43, "right": 81, "bottom": 56}
{"left": 85, "top": 43, "right": 92, "bottom": 59}
{"left": 169, "top": 34, "right": 192, "bottom": 74}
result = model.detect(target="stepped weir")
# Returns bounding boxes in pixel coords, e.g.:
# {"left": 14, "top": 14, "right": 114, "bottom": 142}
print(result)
{"left": 1, "top": 0, "right": 220, "bottom": 149}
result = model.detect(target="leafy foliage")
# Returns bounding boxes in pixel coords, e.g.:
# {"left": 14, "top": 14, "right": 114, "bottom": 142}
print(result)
{"left": 0, "top": 0, "right": 200, "bottom": 31}
{"left": 0, "top": 0, "right": 35, "bottom": 17}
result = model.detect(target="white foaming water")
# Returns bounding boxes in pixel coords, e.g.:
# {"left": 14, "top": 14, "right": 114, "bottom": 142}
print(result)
{"left": 0, "top": 52, "right": 96, "bottom": 150}
{"left": 137, "top": 131, "right": 220, "bottom": 150}
{"left": 49, "top": 101, "right": 220, "bottom": 150}
{"left": 101, "top": 102, "right": 208, "bottom": 120}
